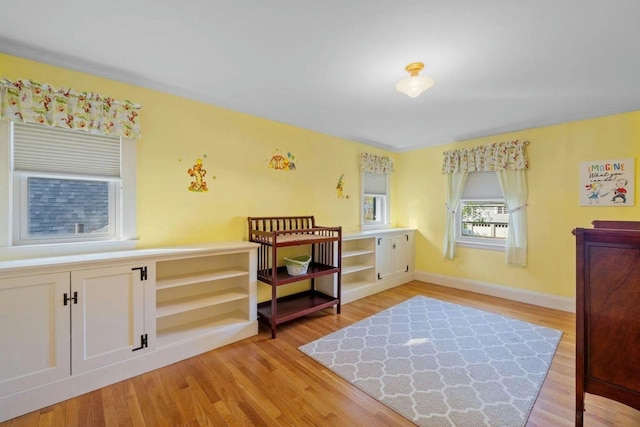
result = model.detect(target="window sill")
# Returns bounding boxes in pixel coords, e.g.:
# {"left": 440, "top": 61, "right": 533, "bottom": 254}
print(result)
{"left": 457, "top": 240, "right": 506, "bottom": 252}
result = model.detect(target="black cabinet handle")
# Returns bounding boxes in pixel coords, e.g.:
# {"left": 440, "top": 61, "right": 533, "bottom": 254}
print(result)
{"left": 63, "top": 291, "right": 78, "bottom": 305}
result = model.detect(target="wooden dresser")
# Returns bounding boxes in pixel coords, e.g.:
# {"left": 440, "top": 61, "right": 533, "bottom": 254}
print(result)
{"left": 573, "top": 221, "right": 640, "bottom": 426}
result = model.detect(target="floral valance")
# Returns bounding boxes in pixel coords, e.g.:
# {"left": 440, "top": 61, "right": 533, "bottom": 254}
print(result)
{"left": 442, "top": 140, "right": 529, "bottom": 174}
{"left": 360, "top": 153, "right": 395, "bottom": 174}
{"left": 0, "top": 79, "right": 141, "bottom": 139}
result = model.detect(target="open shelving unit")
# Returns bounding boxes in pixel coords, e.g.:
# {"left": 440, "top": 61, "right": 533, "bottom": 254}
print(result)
{"left": 155, "top": 251, "right": 254, "bottom": 348}
{"left": 340, "top": 236, "right": 376, "bottom": 300}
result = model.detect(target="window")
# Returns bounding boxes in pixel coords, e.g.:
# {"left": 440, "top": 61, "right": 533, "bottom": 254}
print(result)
{"left": 0, "top": 121, "right": 136, "bottom": 252}
{"left": 456, "top": 171, "right": 507, "bottom": 250}
{"left": 362, "top": 172, "right": 390, "bottom": 228}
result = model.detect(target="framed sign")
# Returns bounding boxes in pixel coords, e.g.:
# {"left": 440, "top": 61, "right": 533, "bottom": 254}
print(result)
{"left": 580, "top": 158, "right": 634, "bottom": 206}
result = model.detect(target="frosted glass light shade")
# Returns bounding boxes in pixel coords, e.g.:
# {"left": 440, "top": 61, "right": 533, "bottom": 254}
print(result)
{"left": 395, "top": 75, "right": 435, "bottom": 98}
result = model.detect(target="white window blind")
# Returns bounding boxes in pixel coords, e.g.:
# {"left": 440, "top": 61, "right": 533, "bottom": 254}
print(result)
{"left": 363, "top": 172, "right": 387, "bottom": 195}
{"left": 13, "top": 123, "right": 121, "bottom": 177}
{"left": 462, "top": 171, "right": 503, "bottom": 199}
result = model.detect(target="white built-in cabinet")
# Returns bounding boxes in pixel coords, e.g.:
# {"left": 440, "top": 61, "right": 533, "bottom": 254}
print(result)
{"left": 0, "top": 242, "right": 257, "bottom": 423}
{"left": 0, "top": 264, "right": 153, "bottom": 399}
{"left": 0, "top": 272, "right": 70, "bottom": 397}
{"left": 339, "top": 229, "right": 415, "bottom": 304}
{"left": 0, "top": 233, "right": 409, "bottom": 422}
{"left": 375, "top": 233, "right": 412, "bottom": 281}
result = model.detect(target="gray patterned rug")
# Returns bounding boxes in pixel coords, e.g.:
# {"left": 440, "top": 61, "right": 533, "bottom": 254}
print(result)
{"left": 299, "top": 296, "right": 562, "bottom": 427}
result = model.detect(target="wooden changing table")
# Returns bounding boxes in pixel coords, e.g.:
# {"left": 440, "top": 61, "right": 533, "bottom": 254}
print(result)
{"left": 248, "top": 216, "right": 342, "bottom": 338}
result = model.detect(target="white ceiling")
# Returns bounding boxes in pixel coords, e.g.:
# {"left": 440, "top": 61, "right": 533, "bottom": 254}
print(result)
{"left": 1, "top": 1, "right": 640, "bottom": 151}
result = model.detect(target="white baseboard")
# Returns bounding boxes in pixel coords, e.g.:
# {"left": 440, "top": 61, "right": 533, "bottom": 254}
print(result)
{"left": 415, "top": 271, "right": 575, "bottom": 313}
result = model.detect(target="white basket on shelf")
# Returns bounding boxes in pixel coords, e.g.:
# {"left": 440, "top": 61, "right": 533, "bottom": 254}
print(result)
{"left": 284, "top": 255, "right": 311, "bottom": 276}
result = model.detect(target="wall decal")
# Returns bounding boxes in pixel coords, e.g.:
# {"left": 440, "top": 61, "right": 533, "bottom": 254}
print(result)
{"left": 268, "top": 149, "right": 297, "bottom": 171}
{"left": 187, "top": 158, "right": 209, "bottom": 192}
{"left": 336, "top": 174, "right": 349, "bottom": 199}
{"left": 580, "top": 158, "right": 634, "bottom": 206}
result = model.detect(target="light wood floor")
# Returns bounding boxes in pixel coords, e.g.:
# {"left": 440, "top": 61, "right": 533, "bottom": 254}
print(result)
{"left": 3, "top": 281, "right": 640, "bottom": 426}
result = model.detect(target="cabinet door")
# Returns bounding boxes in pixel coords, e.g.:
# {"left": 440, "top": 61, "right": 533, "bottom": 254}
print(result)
{"left": 0, "top": 273, "right": 70, "bottom": 397}
{"left": 393, "top": 234, "right": 411, "bottom": 275}
{"left": 71, "top": 265, "right": 147, "bottom": 374}
{"left": 376, "top": 236, "right": 394, "bottom": 280}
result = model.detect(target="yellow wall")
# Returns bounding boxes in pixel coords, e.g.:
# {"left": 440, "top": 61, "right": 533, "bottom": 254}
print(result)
{"left": 4, "top": 52, "right": 640, "bottom": 300}
{"left": 397, "top": 113, "right": 640, "bottom": 298}
{"left": 1, "top": 53, "right": 398, "bottom": 302}
{"left": 1, "top": 53, "right": 395, "bottom": 248}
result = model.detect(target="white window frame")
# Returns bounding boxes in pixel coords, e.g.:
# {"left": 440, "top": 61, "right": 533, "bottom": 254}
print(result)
{"left": 361, "top": 172, "right": 391, "bottom": 230}
{"left": 0, "top": 120, "right": 136, "bottom": 258}
{"left": 13, "top": 172, "right": 120, "bottom": 245}
{"left": 456, "top": 171, "right": 506, "bottom": 251}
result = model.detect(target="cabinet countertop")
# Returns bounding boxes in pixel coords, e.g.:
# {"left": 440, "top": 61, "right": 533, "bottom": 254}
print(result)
{"left": 343, "top": 228, "right": 415, "bottom": 240}
{"left": 0, "top": 241, "right": 259, "bottom": 276}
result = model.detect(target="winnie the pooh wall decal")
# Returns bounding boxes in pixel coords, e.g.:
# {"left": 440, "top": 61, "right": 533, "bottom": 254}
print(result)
{"left": 268, "top": 149, "right": 296, "bottom": 171}
{"left": 336, "top": 174, "right": 349, "bottom": 199}
{"left": 187, "top": 158, "right": 208, "bottom": 192}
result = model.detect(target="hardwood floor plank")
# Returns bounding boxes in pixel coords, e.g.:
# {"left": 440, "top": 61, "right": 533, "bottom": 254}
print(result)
{"left": 3, "top": 280, "right": 640, "bottom": 426}
{"left": 77, "top": 390, "right": 105, "bottom": 427}
{"left": 130, "top": 374, "right": 171, "bottom": 427}
{"left": 158, "top": 359, "right": 201, "bottom": 425}
{"left": 45, "top": 405, "right": 67, "bottom": 427}
{"left": 182, "top": 376, "right": 229, "bottom": 426}
{"left": 36, "top": 409, "right": 52, "bottom": 427}
{"left": 100, "top": 387, "right": 121, "bottom": 427}
{"left": 181, "top": 358, "right": 223, "bottom": 404}
{"left": 213, "top": 350, "right": 286, "bottom": 422}
{"left": 194, "top": 353, "right": 264, "bottom": 426}
{"left": 63, "top": 397, "right": 79, "bottom": 426}
{"left": 212, "top": 399, "right": 240, "bottom": 426}
{"left": 122, "top": 380, "right": 146, "bottom": 427}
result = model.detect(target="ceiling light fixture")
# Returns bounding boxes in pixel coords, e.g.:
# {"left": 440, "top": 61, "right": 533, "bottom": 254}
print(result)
{"left": 395, "top": 62, "right": 434, "bottom": 98}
